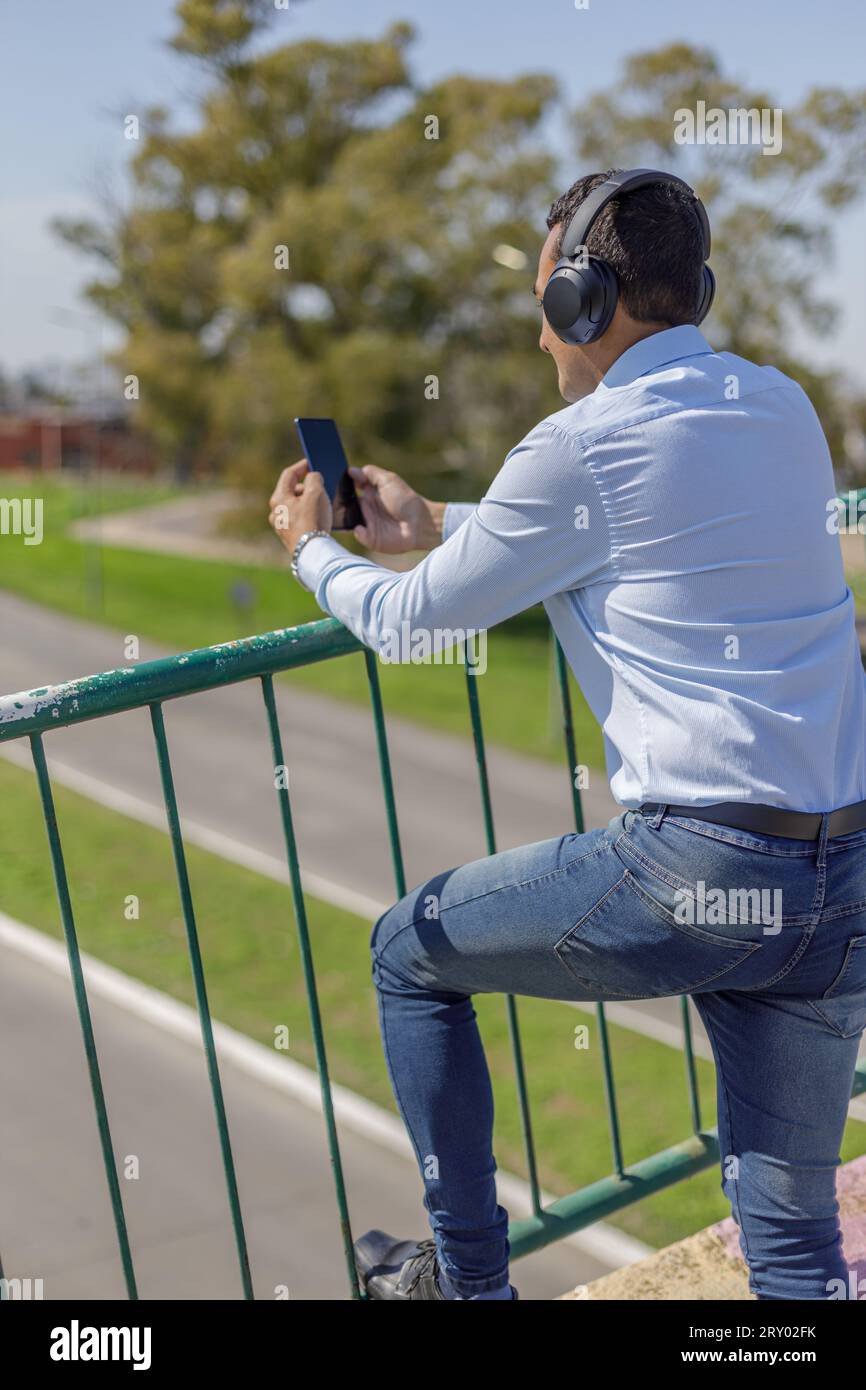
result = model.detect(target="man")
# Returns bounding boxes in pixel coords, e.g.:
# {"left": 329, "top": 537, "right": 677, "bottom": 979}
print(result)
{"left": 269, "top": 170, "right": 866, "bottom": 1301}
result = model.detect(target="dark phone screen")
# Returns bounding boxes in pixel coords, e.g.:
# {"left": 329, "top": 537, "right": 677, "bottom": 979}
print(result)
{"left": 294, "top": 418, "right": 362, "bottom": 531}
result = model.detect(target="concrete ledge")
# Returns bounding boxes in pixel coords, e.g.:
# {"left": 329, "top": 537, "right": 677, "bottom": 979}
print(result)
{"left": 560, "top": 1153, "right": 866, "bottom": 1300}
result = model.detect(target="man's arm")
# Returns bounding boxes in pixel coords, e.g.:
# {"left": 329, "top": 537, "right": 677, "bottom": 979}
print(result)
{"left": 293, "top": 422, "right": 612, "bottom": 656}
{"left": 441, "top": 502, "right": 477, "bottom": 542}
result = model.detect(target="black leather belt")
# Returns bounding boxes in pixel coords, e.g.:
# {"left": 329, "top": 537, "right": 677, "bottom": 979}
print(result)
{"left": 638, "top": 800, "right": 866, "bottom": 841}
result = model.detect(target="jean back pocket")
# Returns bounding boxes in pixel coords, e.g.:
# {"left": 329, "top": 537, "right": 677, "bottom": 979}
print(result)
{"left": 554, "top": 869, "right": 762, "bottom": 1000}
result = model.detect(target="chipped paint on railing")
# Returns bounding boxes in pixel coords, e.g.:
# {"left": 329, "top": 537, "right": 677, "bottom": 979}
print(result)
{"left": 0, "top": 618, "right": 363, "bottom": 742}
{"left": 0, "top": 668, "right": 133, "bottom": 727}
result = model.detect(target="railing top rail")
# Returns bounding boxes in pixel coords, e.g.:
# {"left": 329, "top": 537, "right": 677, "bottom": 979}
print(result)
{"left": 0, "top": 617, "right": 363, "bottom": 743}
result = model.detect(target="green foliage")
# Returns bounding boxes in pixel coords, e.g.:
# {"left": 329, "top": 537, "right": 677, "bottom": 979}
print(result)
{"left": 572, "top": 43, "right": 866, "bottom": 481}
{"left": 56, "top": 19, "right": 866, "bottom": 496}
{"left": 169, "top": 0, "right": 276, "bottom": 64}
{"left": 57, "top": 15, "right": 559, "bottom": 497}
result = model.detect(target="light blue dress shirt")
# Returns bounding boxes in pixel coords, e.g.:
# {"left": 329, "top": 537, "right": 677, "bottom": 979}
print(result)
{"left": 297, "top": 325, "right": 866, "bottom": 811}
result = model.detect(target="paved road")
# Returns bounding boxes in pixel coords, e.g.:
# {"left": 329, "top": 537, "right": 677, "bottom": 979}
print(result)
{"left": 0, "top": 945, "right": 598, "bottom": 1300}
{"left": 71, "top": 489, "right": 279, "bottom": 568}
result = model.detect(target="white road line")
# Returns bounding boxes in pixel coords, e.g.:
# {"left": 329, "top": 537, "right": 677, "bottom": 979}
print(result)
{"left": 0, "top": 908, "right": 652, "bottom": 1271}
{"left": 0, "top": 742, "right": 388, "bottom": 921}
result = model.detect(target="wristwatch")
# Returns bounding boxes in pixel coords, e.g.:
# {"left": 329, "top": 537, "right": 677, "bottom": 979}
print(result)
{"left": 290, "top": 529, "right": 331, "bottom": 587}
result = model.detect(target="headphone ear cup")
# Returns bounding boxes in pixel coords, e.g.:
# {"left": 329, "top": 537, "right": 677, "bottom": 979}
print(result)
{"left": 543, "top": 256, "right": 618, "bottom": 346}
{"left": 696, "top": 264, "right": 716, "bottom": 325}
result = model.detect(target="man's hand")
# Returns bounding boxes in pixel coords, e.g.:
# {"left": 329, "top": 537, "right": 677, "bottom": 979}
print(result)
{"left": 349, "top": 465, "right": 445, "bottom": 554}
{"left": 268, "top": 460, "right": 332, "bottom": 557}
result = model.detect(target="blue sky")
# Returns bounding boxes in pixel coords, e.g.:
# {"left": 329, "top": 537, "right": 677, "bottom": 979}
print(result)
{"left": 2, "top": 0, "right": 864, "bottom": 383}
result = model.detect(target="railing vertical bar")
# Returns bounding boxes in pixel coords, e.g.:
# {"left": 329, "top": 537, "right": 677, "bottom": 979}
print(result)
{"left": 596, "top": 1003, "right": 625, "bottom": 1176}
{"left": 463, "top": 641, "right": 542, "bottom": 1215}
{"left": 504, "top": 1006, "right": 541, "bottom": 1210}
{"left": 29, "top": 733, "right": 138, "bottom": 1300}
{"left": 553, "top": 632, "right": 625, "bottom": 1176}
{"left": 148, "top": 702, "right": 253, "bottom": 1301}
{"left": 680, "top": 996, "right": 703, "bottom": 1133}
{"left": 363, "top": 650, "right": 406, "bottom": 898}
{"left": 260, "top": 675, "right": 362, "bottom": 1299}
{"left": 464, "top": 649, "right": 498, "bottom": 853}
{"left": 553, "top": 637, "right": 585, "bottom": 835}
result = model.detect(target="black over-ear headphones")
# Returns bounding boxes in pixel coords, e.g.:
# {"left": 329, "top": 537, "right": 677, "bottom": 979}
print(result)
{"left": 542, "top": 168, "right": 716, "bottom": 346}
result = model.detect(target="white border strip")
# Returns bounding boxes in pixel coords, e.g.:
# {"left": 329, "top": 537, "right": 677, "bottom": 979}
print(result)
{"left": 0, "top": 908, "right": 651, "bottom": 1271}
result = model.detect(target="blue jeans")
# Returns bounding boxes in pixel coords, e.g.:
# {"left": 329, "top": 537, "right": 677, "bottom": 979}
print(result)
{"left": 370, "top": 807, "right": 866, "bottom": 1300}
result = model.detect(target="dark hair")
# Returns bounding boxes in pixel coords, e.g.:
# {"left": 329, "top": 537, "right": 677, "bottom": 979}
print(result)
{"left": 546, "top": 170, "right": 705, "bottom": 326}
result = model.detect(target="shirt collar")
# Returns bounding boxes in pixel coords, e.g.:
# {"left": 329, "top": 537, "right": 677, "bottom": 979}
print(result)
{"left": 600, "top": 325, "right": 714, "bottom": 389}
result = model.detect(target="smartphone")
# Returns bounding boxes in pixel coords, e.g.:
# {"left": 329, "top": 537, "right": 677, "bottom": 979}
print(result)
{"left": 294, "top": 417, "right": 363, "bottom": 531}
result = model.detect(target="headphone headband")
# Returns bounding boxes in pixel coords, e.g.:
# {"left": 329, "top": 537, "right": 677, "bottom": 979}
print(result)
{"left": 559, "top": 167, "right": 711, "bottom": 262}
{"left": 542, "top": 166, "right": 716, "bottom": 345}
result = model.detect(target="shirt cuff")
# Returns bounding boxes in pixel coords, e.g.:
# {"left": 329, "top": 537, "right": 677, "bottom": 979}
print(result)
{"left": 295, "top": 533, "right": 349, "bottom": 597}
{"left": 442, "top": 502, "right": 477, "bottom": 543}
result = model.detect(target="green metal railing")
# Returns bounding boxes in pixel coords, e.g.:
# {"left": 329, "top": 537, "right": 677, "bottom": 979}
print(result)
{"left": 1, "top": 616, "right": 864, "bottom": 1298}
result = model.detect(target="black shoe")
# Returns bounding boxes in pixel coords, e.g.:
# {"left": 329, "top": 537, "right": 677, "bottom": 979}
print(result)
{"left": 354, "top": 1229, "right": 518, "bottom": 1300}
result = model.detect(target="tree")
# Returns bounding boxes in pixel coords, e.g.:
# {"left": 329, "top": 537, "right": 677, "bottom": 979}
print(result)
{"left": 57, "top": 16, "right": 866, "bottom": 496}
{"left": 571, "top": 44, "right": 866, "bottom": 482}
{"left": 57, "top": 6, "right": 559, "bottom": 495}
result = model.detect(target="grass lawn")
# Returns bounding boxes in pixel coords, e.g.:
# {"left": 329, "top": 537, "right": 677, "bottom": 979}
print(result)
{"left": 0, "top": 473, "right": 605, "bottom": 769}
{"left": 2, "top": 756, "right": 865, "bottom": 1253}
